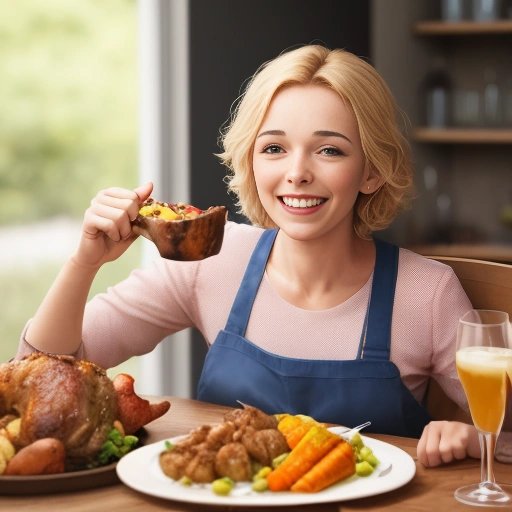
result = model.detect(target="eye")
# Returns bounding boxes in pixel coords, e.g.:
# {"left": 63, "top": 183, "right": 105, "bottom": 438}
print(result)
{"left": 319, "top": 146, "right": 343, "bottom": 156}
{"left": 262, "top": 144, "right": 283, "bottom": 154}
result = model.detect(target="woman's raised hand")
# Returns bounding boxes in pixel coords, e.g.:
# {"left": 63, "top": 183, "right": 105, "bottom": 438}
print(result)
{"left": 74, "top": 182, "right": 153, "bottom": 268}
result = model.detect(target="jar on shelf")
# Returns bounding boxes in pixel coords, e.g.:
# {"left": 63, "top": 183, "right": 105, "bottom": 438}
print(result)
{"left": 441, "top": 0, "right": 469, "bottom": 20}
{"left": 504, "top": 75, "right": 512, "bottom": 125}
{"left": 471, "top": 0, "right": 502, "bottom": 21}
{"left": 482, "top": 68, "right": 502, "bottom": 126}
{"left": 453, "top": 88, "right": 481, "bottom": 127}
{"left": 422, "top": 59, "right": 452, "bottom": 128}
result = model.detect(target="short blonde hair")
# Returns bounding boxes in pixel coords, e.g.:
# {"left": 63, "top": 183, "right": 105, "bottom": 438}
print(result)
{"left": 218, "top": 45, "right": 413, "bottom": 238}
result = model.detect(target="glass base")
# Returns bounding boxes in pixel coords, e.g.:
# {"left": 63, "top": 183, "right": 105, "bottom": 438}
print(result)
{"left": 455, "top": 483, "right": 512, "bottom": 507}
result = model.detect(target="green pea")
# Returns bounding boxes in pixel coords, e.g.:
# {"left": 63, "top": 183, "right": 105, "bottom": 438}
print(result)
{"left": 253, "top": 466, "right": 272, "bottom": 480}
{"left": 179, "top": 476, "right": 192, "bottom": 486}
{"left": 350, "top": 432, "right": 364, "bottom": 450}
{"left": 212, "top": 477, "right": 234, "bottom": 496}
{"left": 366, "top": 453, "right": 380, "bottom": 467}
{"left": 272, "top": 452, "right": 289, "bottom": 468}
{"left": 359, "top": 446, "right": 372, "bottom": 459}
{"left": 251, "top": 478, "right": 269, "bottom": 492}
{"left": 356, "top": 460, "right": 375, "bottom": 476}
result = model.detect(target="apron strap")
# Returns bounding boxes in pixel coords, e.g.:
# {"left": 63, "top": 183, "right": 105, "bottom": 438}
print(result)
{"left": 224, "top": 229, "right": 278, "bottom": 336}
{"left": 359, "top": 238, "right": 399, "bottom": 361}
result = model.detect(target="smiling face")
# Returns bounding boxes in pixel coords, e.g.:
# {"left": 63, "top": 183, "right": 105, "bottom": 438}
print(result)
{"left": 252, "top": 84, "right": 373, "bottom": 242}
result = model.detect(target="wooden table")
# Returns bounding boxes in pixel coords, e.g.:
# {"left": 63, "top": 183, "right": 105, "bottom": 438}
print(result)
{"left": 2, "top": 396, "right": 512, "bottom": 511}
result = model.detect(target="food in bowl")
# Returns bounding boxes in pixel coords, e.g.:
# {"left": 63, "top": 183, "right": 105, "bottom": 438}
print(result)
{"left": 132, "top": 198, "right": 227, "bottom": 261}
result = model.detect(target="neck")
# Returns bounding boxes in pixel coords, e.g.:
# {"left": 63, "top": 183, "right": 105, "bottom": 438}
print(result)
{"left": 266, "top": 228, "right": 375, "bottom": 310}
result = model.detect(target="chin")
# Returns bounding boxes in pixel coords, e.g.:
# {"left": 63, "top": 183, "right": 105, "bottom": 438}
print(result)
{"left": 277, "top": 223, "right": 328, "bottom": 242}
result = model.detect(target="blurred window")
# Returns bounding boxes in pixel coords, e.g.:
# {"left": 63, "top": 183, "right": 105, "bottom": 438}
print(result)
{"left": 0, "top": 0, "right": 140, "bottom": 379}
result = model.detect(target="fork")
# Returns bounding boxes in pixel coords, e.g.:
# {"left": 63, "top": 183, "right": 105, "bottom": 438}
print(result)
{"left": 327, "top": 420, "right": 372, "bottom": 438}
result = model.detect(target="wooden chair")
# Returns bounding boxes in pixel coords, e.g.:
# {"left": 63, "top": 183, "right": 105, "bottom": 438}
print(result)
{"left": 424, "top": 256, "right": 512, "bottom": 421}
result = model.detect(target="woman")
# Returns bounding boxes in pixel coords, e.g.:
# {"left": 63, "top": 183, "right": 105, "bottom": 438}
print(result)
{"left": 17, "top": 45, "right": 482, "bottom": 466}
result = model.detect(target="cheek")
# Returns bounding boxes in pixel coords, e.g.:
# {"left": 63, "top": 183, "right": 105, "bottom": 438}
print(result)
{"left": 329, "top": 172, "right": 363, "bottom": 196}
{"left": 332, "top": 161, "right": 367, "bottom": 192}
{"left": 253, "top": 159, "right": 275, "bottom": 193}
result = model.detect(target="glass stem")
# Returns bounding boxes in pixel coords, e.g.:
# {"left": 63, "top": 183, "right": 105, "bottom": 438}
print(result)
{"left": 480, "top": 431, "right": 497, "bottom": 486}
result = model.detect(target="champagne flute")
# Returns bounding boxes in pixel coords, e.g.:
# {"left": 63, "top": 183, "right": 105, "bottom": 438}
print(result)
{"left": 455, "top": 309, "right": 512, "bottom": 507}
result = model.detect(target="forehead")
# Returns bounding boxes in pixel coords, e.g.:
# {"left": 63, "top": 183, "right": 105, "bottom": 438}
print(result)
{"left": 260, "top": 83, "right": 356, "bottom": 130}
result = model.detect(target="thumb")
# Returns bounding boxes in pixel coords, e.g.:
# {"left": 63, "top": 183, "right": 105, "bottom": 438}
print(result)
{"left": 134, "top": 181, "right": 153, "bottom": 203}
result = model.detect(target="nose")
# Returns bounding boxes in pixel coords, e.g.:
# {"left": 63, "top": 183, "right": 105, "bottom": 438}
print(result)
{"left": 286, "top": 153, "right": 313, "bottom": 185}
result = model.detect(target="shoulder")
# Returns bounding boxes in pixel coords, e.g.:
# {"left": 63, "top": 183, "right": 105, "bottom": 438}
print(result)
{"left": 398, "top": 247, "right": 458, "bottom": 282}
{"left": 221, "top": 221, "right": 265, "bottom": 256}
{"left": 395, "top": 247, "right": 469, "bottom": 305}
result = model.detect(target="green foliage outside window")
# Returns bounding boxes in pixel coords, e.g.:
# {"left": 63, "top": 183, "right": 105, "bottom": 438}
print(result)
{"left": 0, "top": 0, "right": 138, "bottom": 224}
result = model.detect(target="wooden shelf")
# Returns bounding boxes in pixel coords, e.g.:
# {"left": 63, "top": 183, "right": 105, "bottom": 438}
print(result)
{"left": 413, "top": 128, "right": 512, "bottom": 144}
{"left": 414, "top": 20, "right": 512, "bottom": 35}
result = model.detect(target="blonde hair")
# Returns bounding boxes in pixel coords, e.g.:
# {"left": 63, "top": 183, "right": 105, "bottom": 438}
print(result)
{"left": 218, "top": 45, "right": 413, "bottom": 238}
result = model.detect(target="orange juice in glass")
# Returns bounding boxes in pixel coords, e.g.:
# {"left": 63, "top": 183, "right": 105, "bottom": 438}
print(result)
{"left": 456, "top": 347, "right": 508, "bottom": 434}
{"left": 454, "top": 309, "right": 512, "bottom": 507}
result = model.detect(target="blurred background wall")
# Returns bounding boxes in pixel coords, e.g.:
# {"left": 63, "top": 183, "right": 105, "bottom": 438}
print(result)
{"left": 1, "top": 0, "right": 511, "bottom": 396}
{"left": 187, "top": 0, "right": 370, "bottom": 393}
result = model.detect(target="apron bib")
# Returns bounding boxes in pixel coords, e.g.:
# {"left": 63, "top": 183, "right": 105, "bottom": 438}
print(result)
{"left": 197, "top": 229, "right": 430, "bottom": 438}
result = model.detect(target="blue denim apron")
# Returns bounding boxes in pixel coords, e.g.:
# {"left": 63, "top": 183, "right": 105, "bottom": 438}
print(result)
{"left": 197, "top": 229, "right": 430, "bottom": 438}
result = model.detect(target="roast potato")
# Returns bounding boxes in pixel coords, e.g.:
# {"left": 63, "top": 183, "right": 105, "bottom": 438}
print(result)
{"left": 5, "top": 438, "right": 65, "bottom": 476}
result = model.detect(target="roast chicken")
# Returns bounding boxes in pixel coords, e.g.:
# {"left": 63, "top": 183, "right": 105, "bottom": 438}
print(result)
{"left": 0, "top": 353, "right": 170, "bottom": 467}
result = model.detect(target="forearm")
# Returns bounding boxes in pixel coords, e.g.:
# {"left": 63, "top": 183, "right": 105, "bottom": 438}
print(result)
{"left": 25, "top": 257, "right": 100, "bottom": 354}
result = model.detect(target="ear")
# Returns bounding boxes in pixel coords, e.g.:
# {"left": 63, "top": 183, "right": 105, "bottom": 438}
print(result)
{"left": 359, "top": 162, "right": 384, "bottom": 194}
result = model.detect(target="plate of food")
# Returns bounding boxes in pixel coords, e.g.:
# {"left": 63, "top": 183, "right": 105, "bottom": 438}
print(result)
{"left": 0, "top": 354, "right": 170, "bottom": 495}
{"left": 0, "top": 460, "right": 121, "bottom": 495}
{"left": 117, "top": 405, "right": 416, "bottom": 507}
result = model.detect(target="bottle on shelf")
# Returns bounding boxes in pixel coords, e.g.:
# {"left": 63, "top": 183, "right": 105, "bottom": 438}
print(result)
{"left": 504, "top": 75, "right": 512, "bottom": 125}
{"left": 422, "top": 58, "right": 452, "bottom": 128}
{"left": 441, "top": 0, "right": 468, "bottom": 21}
{"left": 482, "top": 67, "right": 502, "bottom": 126}
{"left": 471, "top": 0, "right": 503, "bottom": 21}
{"left": 421, "top": 165, "right": 454, "bottom": 243}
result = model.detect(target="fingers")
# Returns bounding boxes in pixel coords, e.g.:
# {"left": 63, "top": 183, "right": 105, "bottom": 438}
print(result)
{"left": 84, "top": 186, "right": 146, "bottom": 242}
{"left": 133, "top": 181, "right": 153, "bottom": 203}
{"left": 417, "top": 421, "right": 473, "bottom": 468}
{"left": 85, "top": 204, "right": 131, "bottom": 242}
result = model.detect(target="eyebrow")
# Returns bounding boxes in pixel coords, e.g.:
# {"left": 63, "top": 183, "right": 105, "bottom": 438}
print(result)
{"left": 257, "top": 129, "right": 352, "bottom": 144}
{"left": 313, "top": 130, "right": 352, "bottom": 143}
{"left": 257, "top": 130, "right": 285, "bottom": 138}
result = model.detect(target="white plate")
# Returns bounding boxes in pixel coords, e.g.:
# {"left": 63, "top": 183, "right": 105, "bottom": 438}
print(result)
{"left": 116, "top": 434, "right": 416, "bottom": 506}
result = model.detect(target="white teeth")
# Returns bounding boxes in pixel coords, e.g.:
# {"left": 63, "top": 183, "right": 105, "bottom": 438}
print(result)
{"left": 282, "top": 197, "right": 324, "bottom": 208}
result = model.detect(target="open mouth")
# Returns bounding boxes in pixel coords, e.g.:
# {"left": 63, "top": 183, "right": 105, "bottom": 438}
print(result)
{"left": 280, "top": 196, "right": 327, "bottom": 209}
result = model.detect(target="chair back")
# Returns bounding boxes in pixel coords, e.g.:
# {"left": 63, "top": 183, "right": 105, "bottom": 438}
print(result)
{"left": 431, "top": 256, "right": 512, "bottom": 317}
{"left": 425, "top": 256, "right": 512, "bottom": 421}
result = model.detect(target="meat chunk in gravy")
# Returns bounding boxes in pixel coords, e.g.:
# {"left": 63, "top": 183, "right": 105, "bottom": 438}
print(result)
{"left": 159, "top": 405, "right": 288, "bottom": 483}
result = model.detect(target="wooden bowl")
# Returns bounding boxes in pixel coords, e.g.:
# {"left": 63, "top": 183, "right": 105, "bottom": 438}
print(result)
{"left": 132, "top": 204, "right": 227, "bottom": 261}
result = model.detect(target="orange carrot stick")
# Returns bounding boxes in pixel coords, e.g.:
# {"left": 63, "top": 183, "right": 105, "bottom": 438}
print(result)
{"left": 291, "top": 440, "right": 356, "bottom": 493}
{"left": 277, "top": 415, "right": 324, "bottom": 449}
{"left": 267, "top": 426, "right": 341, "bottom": 492}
